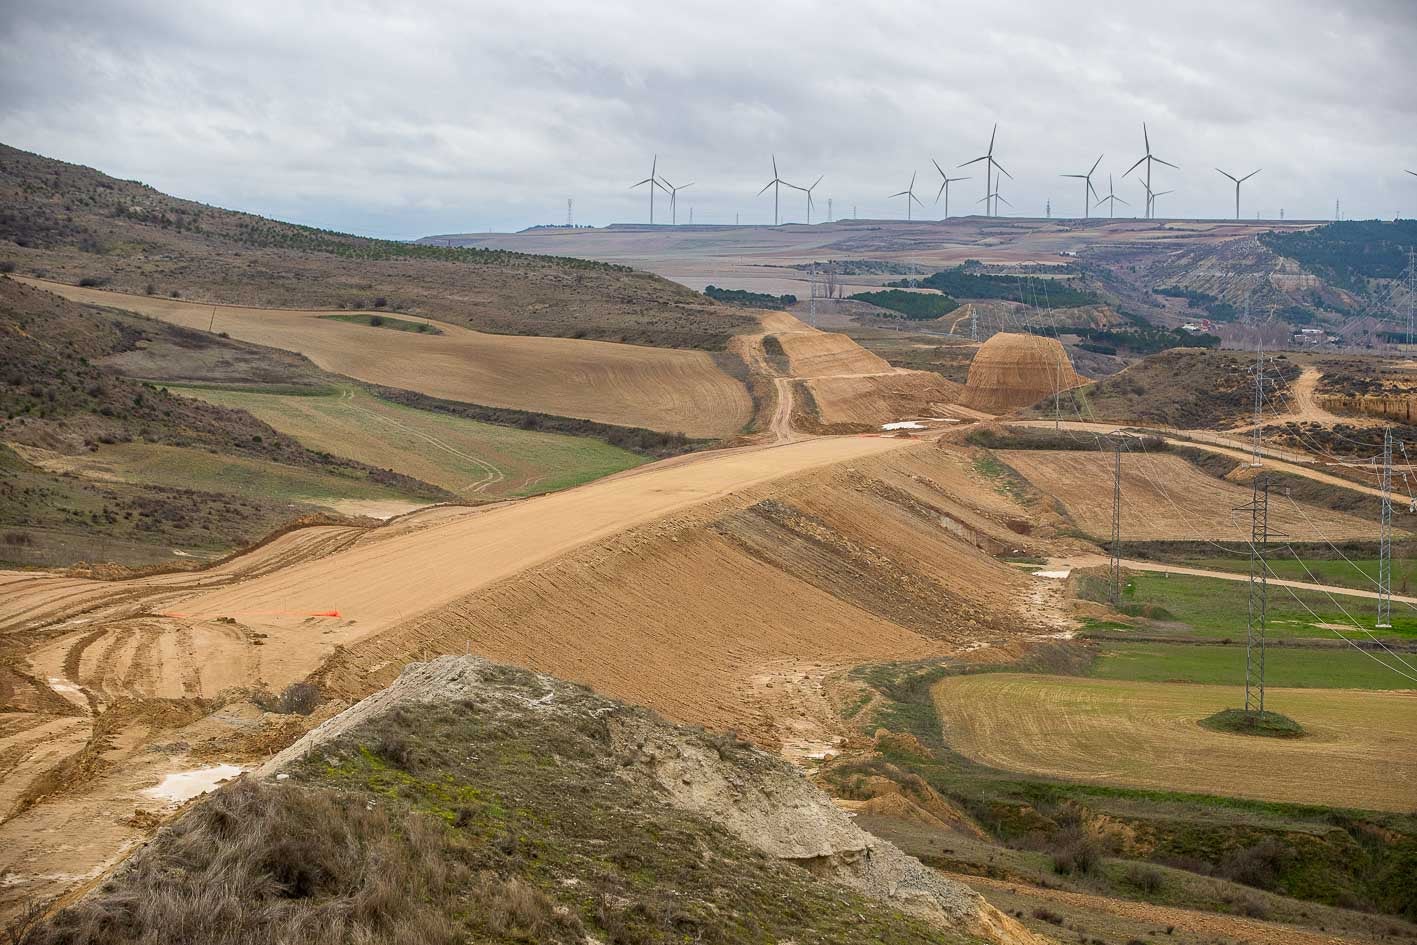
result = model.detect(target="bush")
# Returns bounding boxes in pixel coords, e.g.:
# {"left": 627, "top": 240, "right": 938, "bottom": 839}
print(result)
{"left": 0, "top": 260, "right": 16, "bottom": 274}
{"left": 369, "top": 315, "right": 385, "bottom": 327}
{"left": 373, "top": 297, "right": 388, "bottom": 308}
{"left": 1219, "top": 837, "right": 1293, "bottom": 891}
{"left": 77, "top": 276, "right": 108, "bottom": 287}
{"left": 254, "top": 681, "right": 321, "bottom": 716}
{"left": 1050, "top": 825, "right": 1102, "bottom": 876}
{"left": 1124, "top": 863, "right": 1164, "bottom": 894}
{"left": 1030, "top": 907, "right": 1064, "bottom": 925}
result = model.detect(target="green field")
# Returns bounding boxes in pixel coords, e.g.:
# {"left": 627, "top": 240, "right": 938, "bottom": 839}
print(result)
{"left": 1183, "top": 556, "right": 1417, "bottom": 594}
{"left": 317, "top": 312, "right": 442, "bottom": 334}
{"left": 1117, "top": 571, "right": 1417, "bottom": 641}
{"left": 80, "top": 442, "right": 417, "bottom": 503}
{"left": 176, "top": 385, "right": 645, "bottom": 498}
{"left": 1091, "top": 641, "right": 1415, "bottom": 691}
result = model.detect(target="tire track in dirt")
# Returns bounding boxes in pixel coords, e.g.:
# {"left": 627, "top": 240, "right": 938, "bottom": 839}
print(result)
{"left": 334, "top": 389, "right": 506, "bottom": 493}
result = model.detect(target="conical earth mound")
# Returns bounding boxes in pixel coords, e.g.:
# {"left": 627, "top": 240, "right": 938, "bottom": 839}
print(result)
{"left": 961, "top": 332, "right": 1084, "bottom": 412}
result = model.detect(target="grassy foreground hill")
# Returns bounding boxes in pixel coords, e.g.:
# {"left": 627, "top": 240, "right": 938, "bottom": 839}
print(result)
{"left": 0, "top": 143, "right": 757, "bottom": 349}
{"left": 19, "top": 658, "right": 1032, "bottom": 945}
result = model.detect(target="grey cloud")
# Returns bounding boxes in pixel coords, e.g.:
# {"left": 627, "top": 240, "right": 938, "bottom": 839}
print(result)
{"left": 1, "top": 0, "right": 1415, "bottom": 236}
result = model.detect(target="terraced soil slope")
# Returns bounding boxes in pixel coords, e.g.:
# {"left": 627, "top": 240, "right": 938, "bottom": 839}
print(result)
{"left": 961, "top": 331, "right": 1084, "bottom": 413}
{"left": 25, "top": 280, "right": 753, "bottom": 439}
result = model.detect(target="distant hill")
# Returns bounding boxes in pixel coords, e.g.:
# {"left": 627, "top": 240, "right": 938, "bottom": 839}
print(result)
{"left": 0, "top": 144, "right": 756, "bottom": 350}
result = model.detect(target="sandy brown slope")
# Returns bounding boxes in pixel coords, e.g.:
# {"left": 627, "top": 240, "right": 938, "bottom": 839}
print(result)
{"left": 0, "top": 437, "right": 1059, "bottom": 913}
{"left": 24, "top": 280, "right": 754, "bottom": 439}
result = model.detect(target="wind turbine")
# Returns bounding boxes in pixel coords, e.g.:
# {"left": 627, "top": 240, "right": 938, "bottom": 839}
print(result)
{"left": 657, "top": 175, "right": 694, "bottom": 225}
{"left": 1061, "top": 154, "right": 1104, "bottom": 219}
{"left": 790, "top": 175, "right": 824, "bottom": 224}
{"left": 1140, "top": 181, "right": 1174, "bottom": 218}
{"left": 634, "top": 157, "right": 671, "bottom": 228}
{"left": 931, "top": 159, "right": 970, "bottom": 218}
{"left": 1215, "top": 168, "right": 1261, "bottom": 220}
{"left": 757, "top": 155, "right": 794, "bottom": 226}
{"left": 631, "top": 155, "right": 670, "bottom": 224}
{"left": 890, "top": 172, "right": 925, "bottom": 220}
{"left": 1093, "top": 174, "right": 1130, "bottom": 218}
{"left": 1407, "top": 170, "right": 1416, "bottom": 178}
{"left": 978, "top": 185, "right": 1013, "bottom": 214}
{"left": 1122, "top": 123, "right": 1177, "bottom": 219}
{"left": 959, "top": 123, "right": 1012, "bottom": 217}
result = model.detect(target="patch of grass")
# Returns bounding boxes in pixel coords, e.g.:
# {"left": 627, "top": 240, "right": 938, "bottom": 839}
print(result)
{"left": 1091, "top": 641, "right": 1414, "bottom": 691}
{"left": 178, "top": 385, "right": 645, "bottom": 498}
{"left": 1198, "top": 708, "right": 1306, "bottom": 739}
{"left": 1112, "top": 570, "right": 1417, "bottom": 641}
{"left": 318, "top": 312, "right": 442, "bottom": 334}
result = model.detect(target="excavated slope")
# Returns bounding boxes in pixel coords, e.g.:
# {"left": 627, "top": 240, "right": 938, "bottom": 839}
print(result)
{"left": 962, "top": 331, "right": 1084, "bottom": 413}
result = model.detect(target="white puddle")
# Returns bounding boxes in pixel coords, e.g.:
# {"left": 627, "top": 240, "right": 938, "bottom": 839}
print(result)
{"left": 142, "top": 764, "right": 244, "bottom": 804}
{"left": 1032, "top": 569, "right": 1072, "bottom": 579}
{"left": 47, "top": 677, "right": 82, "bottom": 695}
{"left": 882, "top": 420, "right": 927, "bottom": 430}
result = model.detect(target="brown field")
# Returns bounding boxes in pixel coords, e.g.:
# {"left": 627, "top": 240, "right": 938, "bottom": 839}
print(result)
{"left": 931, "top": 673, "right": 1417, "bottom": 811}
{"left": 997, "top": 449, "right": 1378, "bottom": 541}
{"left": 24, "top": 280, "right": 754, "bottom": 439}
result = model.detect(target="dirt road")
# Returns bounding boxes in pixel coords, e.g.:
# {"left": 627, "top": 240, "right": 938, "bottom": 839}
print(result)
{"left": 23, "top": 279, "right": 752, "bottom": 439}
{"left": 1056, "top": 553, "right": 1417, "bottom": 606}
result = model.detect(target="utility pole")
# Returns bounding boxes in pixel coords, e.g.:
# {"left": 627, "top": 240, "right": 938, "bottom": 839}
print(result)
{"left": 1046, "top": 199, "right": 1052, "bottom": 219}
{"left": 1379, "top": 427, "right": 1393, "bottom": 629}
{"left": 567, "top": 198, "right": 573, "bottom": 227}
{"left": 827, "top": 197, "right": 833, "bottom": 222}
{"left": 809, "top": 262, "right": 817, "bottom": 328}
{"left": 1250, "top": 310, "right": 1264, "bottom": 468}
{"left": 1239, "top": 476, "right": 1271, "bottom": 715}
{"left": 1109, "top": 437, "right": 1123, "bottom": 606}
{"left": 970, "top": 306, "right": 977, "bottom": 342}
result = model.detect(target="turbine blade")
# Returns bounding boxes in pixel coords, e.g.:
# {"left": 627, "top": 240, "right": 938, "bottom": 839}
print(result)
{"left": 1115, "top": 195, "right": 1131, "bottom": 206}
{"left": 889, "top": 189, "right": 910, "bottom": 198}
{"left": 681, "top": 182, "right": 694, "bottom": 190}
{"left": 1090, "top": 154, "right": 1104, "bottom": 175}
{"left": 1241, "top": 169, "right": 1261, "bottom": 182}
{"left": 758, "top": 181, "right": 775, "bottom": 196}
{"left": 1154, "top": 157, "right": 1179, "bottom": 170}
{"left": 1216, "top": 168, "right": 1237, "bottom": 182}
{"left": 911, "top": 192, "right": 924, "bottom": 207}
{"left": 994, "top": 161, "right": 1013, "bottom": 179}
{"left": 1409, "top": 170, "right": 1417, "bottom": 177}
{"left": 1062, "top": 174, "right": 1086, "bottom": 179}
{"left": 1123, "top": 156, "right": 1146, "bottom": 177}
{"left": 1088, "top": 179, "right": 1101, "bottom": 200}
{"left": 996, "top": 195, "right": 1013, "bottom": 208}
{"left": 935, "top": 181, "right": 947, "bottom": 203}
{"left": 932, "top": 158, "right": 947, "bottom": 178}
{"left": 953, "top": 176, "right": 971, "bottom": 183}
{"left": 811, "top": 175, "right": 824, "bottom": 189}
{"left": 959, "top": 156, "right": 987, "bottom": 168}
{"left": 988, "top": 123, "right": 997, "bottom": 154}
{"left": 1143, "top": 122, "right": 1150, "bottom": 153}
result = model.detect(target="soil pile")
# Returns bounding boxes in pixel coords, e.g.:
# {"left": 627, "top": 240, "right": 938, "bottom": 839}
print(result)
{"left": 962, "top": 332, "right": 1083, "bottom": 413}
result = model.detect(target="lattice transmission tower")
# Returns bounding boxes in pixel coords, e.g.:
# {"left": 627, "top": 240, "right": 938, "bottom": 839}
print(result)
{"left": 1238, "top": 476, "right": 1271, "bottom": 714}
{"left": 1109, "top": 437, "right": 1123, "bottom": 605}
{"left": 1379, "top": 427, "right": 1393, "bottom": 629}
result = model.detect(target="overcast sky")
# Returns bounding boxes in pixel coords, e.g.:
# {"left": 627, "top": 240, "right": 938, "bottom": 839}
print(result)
{"left": 3, "top": 0, "right": 1416, "bottom": 238}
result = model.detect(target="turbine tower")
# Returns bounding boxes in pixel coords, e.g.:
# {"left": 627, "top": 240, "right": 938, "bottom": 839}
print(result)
{"left": 1123, "top": 123, "right": 1177, "bottom": 219}
{"left": 657, "top": 175, "right": 694, "bottom": 226}
{"left": 1216, "top": 167, "right": 1261, "bottom": 220}
{"left": 1093, "top": 174, "right": 1130, "bottom": 218}
{"left": 959, "top": 124, "right": 1012, "bottom": 217}
{"left": 1140, "top": 181, "right": 1174, "bottom": 218}
{"left": 931, "top": 159, "right": 970, "bottom": 219}
{"left": 790, "top": 175, "right": 824, "bottom": 224}
{"left": 1061, "top": 154, "right": 1104, "bottom": 219}
{"left": 890, "top": 172, "right": 925, "bottom": 220}
{"left": 631, "top": 154, "right": 670, "bottom": 224}
{"left": 757, "top": 155, "right": 793, "bottom": 226}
